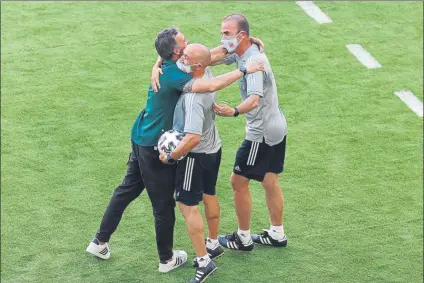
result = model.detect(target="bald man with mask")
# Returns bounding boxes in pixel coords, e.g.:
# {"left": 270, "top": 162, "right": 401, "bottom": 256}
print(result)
{"left": 159, "top": 43, "right": 225, "bottom": 283}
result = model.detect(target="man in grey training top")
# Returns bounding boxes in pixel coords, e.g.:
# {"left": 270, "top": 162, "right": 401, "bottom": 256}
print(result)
{"left": 159, "top": 43, "right": 227, "bottom": 283}
{"left": 213, "top": 13, "right": 289, "bottom": 251}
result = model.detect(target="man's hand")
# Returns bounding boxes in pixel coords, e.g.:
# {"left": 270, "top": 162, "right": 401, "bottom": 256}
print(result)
{"left": 151, "top": 65, "right": 163, "bottom": 93}
{"left": 250, "top": 37, "right": 265, "bottom": 53}
{"left": 158, "top": 148, "right": 169, "bottom": 164}
{"left": 246, "top": 60, "right": 265, "bottom": 74}
{"left": 151, "top": 56, "right": 164, "bottom": 93}
{"left": 213, "top": 103, "right": 235, "bottom": 117}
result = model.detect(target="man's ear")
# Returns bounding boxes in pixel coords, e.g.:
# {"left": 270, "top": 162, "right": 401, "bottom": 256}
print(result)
{"left": 190, "top": 64, "right": 199, "bottom": 71}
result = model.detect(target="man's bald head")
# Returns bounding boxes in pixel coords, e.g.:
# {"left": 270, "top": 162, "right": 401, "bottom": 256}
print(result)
{"left": 184, "top": 43, "right": 211, "bottom": 67}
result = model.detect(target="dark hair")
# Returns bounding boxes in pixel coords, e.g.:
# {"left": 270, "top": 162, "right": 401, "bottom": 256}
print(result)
{"left": 155, "top": 27, "right": 179, "bottom": 60}
{"left": 222, "top": 13, "right": 250, "bottom": 36}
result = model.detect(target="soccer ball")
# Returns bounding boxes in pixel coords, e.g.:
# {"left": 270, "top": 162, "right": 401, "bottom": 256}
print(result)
{"left": 157, "top": 130, "right": 185, "bottom": 160}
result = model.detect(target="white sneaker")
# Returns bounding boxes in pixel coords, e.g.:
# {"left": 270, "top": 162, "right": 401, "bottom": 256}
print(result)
{"left": 158, "top": 250, "right": 188, "bottom": 273}
{"left": 86, "top": 238, "right": 111, "bottom": 259}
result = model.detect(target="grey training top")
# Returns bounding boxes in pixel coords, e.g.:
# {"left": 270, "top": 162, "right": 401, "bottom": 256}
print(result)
{"left": 223, "top": 44, "right": 287, "bottom": 146}
{"left": 173, "top": 68, "right": 222, "bottom": 154}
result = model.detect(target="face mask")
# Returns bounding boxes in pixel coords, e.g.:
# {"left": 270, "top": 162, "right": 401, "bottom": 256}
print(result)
{"left": 176, "top": 59, "right": 200, "bottom": 73}
{"left": 221, "top": 31, "right": 242, "bottom": 53}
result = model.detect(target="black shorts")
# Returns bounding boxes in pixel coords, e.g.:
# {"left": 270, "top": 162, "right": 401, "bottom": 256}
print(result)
{"left": 175, "top": 148, "right": 222, "bottom": 206}
{"left": 233, "top": 136, "right": 286, "bottom": 182}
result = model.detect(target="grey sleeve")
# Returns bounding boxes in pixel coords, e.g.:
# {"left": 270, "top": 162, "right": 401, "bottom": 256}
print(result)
{"left": 183, "top": 93, "right": 204, "bottom": 135}
{"left": 245, "top": 57, "right": 264, "bottom": 97}
{"left": 246, "top": 71, "right": 264, "bottom": 97}
{"left": 220, "top": 53, "right": 237, "bottom": 65}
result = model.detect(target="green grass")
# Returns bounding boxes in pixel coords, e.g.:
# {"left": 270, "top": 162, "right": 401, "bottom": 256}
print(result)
{"left": 1, "top": 2, "right": 423, "bottom": 282}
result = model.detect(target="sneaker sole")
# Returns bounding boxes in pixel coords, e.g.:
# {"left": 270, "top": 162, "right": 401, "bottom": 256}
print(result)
{"left": 86, "top": 245, "right": 110, "bottom": 260}
{"left": 220, "top": 246, "right": 254, "bottom": 252}
{"left": 208, "top": 250, "right": 225, "bottom": 260}
{"left": 252, "top": 241, "right": 287, "bottom": 247}
{"left": 158, "top": 260, "right": 187, "bottom": 273}
{"left": 228, "top": 248, "right": 254, "bottom": 252}
{"left": 211, "top": 251, "right": 225, "bottom": 260}
{"left": 199, "top": 266, "right": 217, "bottom": 283}
{"left": 220, "top": 243, "right": 254, "bottom": 252}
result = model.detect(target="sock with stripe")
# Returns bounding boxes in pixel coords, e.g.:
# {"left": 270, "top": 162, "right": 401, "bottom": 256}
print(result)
{"left": 269, "top": 225, "right": 285, "bottom": 240}
{"left": 237, "top": 229, "right": 251, "bottom": 245}
{"left": 206, "top": 238, "right": 219, "bottom": 249}
{"left": 196, "top": 254, "right": 210, "bottom": 267}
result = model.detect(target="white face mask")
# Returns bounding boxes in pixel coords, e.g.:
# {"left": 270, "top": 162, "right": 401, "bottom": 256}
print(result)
{"left": 176, "top": 59, "right": 200, "bottom": 73}
{"left": 221, "top": 31, "right": 242, "bottom": 53}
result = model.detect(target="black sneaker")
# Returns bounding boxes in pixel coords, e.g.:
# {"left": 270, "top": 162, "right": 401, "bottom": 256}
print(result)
{"left": 192, "top": 240, "right": 224, "bottom": 267}
{"left": 251, "top": 229, "right": 288, "bottom": 247}
{"left": 189, "top": 259, "right": 217, "bottom": 283}
{"left": 218, "top": 231, "right": 254, "bottom": 251}
{"left": 207, "top": 244, "right": 225, "bottom": 259}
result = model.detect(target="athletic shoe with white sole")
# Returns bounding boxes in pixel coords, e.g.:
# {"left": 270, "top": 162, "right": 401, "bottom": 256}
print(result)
{"left": 158, "top": 250, "right": 188, "bottom": 273}
{"left": 251, "top": 229, "right": 288, "bottom": 247}
{"left": 86, "top": 238, "right": 111, "bottom": 260}
{"left": 189, "top": 259, "right": 217, "bottom": 283}
{"left": 218, "top": 232, "right": 254, "bottom": 251}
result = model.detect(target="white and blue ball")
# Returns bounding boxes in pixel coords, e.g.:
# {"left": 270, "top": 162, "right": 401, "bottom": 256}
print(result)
{"left": 157, "top": 130, "right": 185, "bottom": 160}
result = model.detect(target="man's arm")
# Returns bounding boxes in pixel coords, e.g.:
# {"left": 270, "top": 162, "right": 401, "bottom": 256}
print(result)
{"left": 159, "top": 133, "right": 200, "bottom": 164}
{"left": 152, "top": 56, "right": 258, "bottom": 94}
{"left": 160, "top": 94, "right": 204, "bottom": 163}
{"left": 190, "top": 69, "right": 243, "bottom": 93}
{"left": 151, "top": 56, "right": 164, "bottom": 92}
{"left": 187, "top": 60, "right": 264, "bottom": 93}
{"left": 213, "top": 57, "right": 265, "bottom": 117}
{"left": 153, "top": 56, "right": 163, "bottom": 69}
{"left": 209, "top": 45, "right": 229, "bottom": 66}
{"left": 212, "top": 94, "right": 260, "bottom": 117}
{"left": 170, "top": 133, "right": 200, "bottom": 161}
{"left": 236, "top": 94, "right": 261, "bottom": 114}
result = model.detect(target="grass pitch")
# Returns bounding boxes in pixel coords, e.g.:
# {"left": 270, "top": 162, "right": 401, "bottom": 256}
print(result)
{"left": 1, "top": 2, "right": 423, "bottom": 282}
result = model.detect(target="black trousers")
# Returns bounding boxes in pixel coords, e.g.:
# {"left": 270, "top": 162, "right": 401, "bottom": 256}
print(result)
{"left": 96, "top": 140, "right": 176, "bottom": 262}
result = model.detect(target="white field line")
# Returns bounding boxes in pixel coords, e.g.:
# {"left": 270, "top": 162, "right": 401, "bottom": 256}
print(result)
{"left": 296, "top": 1, "right": 332, "bottom": 24}
{"left": 394, "top": 90, "right": 423, "bottom": 117}
{"left": 345, "top": 44, "right": 382, "bottom": 69}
